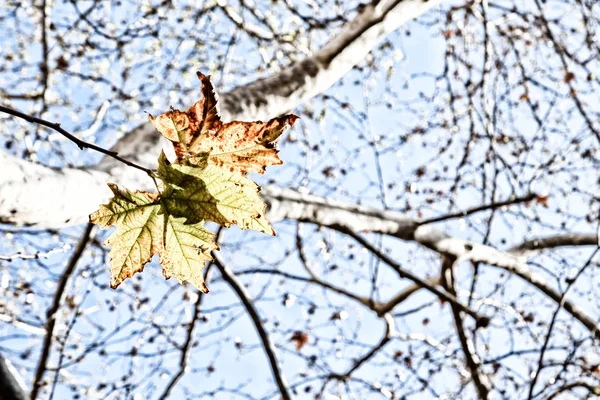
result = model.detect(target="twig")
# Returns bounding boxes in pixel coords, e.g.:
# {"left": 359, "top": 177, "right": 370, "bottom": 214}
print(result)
{"left": 441, "top": 256, "right": 491, "bottom": 399}
{"left": 419, "top": 193, "right": 536, "bottom": 225}
{"left": 0, "top": 243, "right": 72, "bottom": 261}
{"left": 212, "top": 252, "right": 292, "bottom": 400}
{"left": 545, "top": 381, "right": 600, "bottom": 400}
{"left": 331, "top": 314, "right": 396, "bottom": 380}
{"left": 30, "top": 223, "right": 94, "bottom": 400}
{"left": 509, "top": 234, "right": 598, "bottom": 254}
{"left": 235, "top": 268, "right": 428, "bottom": 317}
{"left": 0, "top": 105, "right": 154, "bottom": 176}
{"left": 158, "top": 264, "right": 213, "bottom": 400}
{"left": 527, "top": 248, "right": 599, "bottom": 400}
{"left": 339, "top": 226, "right": 488, "bottom": 326}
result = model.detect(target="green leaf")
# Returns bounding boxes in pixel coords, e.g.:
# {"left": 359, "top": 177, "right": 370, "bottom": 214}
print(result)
{"left": 158, "top": 155, "right": 274, "bottom": 235}
{"left": 90, "top": 184, "right": 216, "bottom": 292}
{"left": 160, "top": 215, "right": 218, "bottom": 293}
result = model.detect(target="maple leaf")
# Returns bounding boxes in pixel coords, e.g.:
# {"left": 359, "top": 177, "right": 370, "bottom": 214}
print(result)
{"left": 149, "top": 72, "right": 297, "bottom": 173}
{"left": 90, "top": 184, "right": 217, "bottom": 292}
{"left": 148, "top": 72, "right": 221, "bottom": 159}
{"left": 91, "top": 71, "right": 296, "bottom": 290}
{"left": 158, "top": 152, "right": 274, "bottom": 234}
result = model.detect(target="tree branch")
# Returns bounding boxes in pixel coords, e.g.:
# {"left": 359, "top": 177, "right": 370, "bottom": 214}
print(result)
{"left": 157, "top": 265, "right": 213, "bottom": 400}
{"left": 441, "top": 256, "right": 491, "bottom": 399}
{"left": 0, "top": 105, "right": 154, "bottom": 176}
{"left": 30, "top": 223, "right": 94, "bottom": 400}
{"left": 212, "top": 252, "right": 292, "bottom": 400}
{"left": 527, "top": 248, "right": 599, "bottom": 400}
{"left": 418, "top": 193, "right": 537, "bottom": 225}
{"left": 342, "top": 227, "right": 489, "bottom": 326}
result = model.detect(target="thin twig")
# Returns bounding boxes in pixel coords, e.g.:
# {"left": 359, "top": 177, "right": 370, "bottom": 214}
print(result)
{"left": 339, "top": 226, "right": 488, "bottom": 326}
{"left": 235, "top": 268, "right": 428, "bottom": 317}
{"left": 212, "top": 252, "right": 292, "bottom": 400}
{"left": 441, "top": 256, "right": 491, "bottom": 399}
{"left": 0, "top": 105, "right": 154, "bottom": 176}
{"left": 527, "top": 248, "right": 600, "bottom": 400}
{"left": 545, "top": 381, "right": 600, "bottom": 400}
{"left": 158, "top": 265, "right": 213, "bottom": 400}
{"left": 30, "top": 223, "right": 94, "bottom": 400}
{"left": 0, "top": 243, "right": 71, "bottom": 261}
{"left": 331, "top": 314, "right": 396, "bottom": 380}
{"left": 419, "top": 193, "right": 536, "bottom": 225}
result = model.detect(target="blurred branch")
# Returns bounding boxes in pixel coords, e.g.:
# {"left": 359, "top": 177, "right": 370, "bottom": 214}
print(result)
{"left": 30, "top": 223, "right": 94, "bottom": 400}
{"left": 0, "top": 353, "right": 28, "bottom": 400}
{"left": 235, "top": 267, "right": 427, "bottom": 316}
{"left": 441, "top": 256, "right": 491, "bottom": 399}
{"left": 212, "top": 252, "right": 292, "bottom": 400}
{"left": 0, "top": 243, "right": 71, "bottom": 262}
{"left": 332, "top": 313, "right": 396, "bottom": 380}
{"left": 545, "top": 381, "right": 600, "bottom": 400}
{"left": 508, "top": 234, "right": 598, "bottom": 254}
{"left": 527, "top": 248, "right": 599, "bottom": 400}
{"left": 157, "top": 265, "right": 213, "bottom": 400}
{"left": 342, "top": 227, "right": 489, "bottom": 326}
{"left": 265, "top": 187, "right": 600, "bottom": 338}
{"left": 418, "top": 193, "right": 536, "bottom": 225}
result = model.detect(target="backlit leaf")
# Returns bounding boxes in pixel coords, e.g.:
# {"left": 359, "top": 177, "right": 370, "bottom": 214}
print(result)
{"left": 91, "top": 71, "right": 296, "bottom": 290}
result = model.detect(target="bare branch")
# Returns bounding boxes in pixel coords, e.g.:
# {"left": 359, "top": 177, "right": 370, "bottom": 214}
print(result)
{"left": 527, "top": 248, "right": 599, "bottom": 400}
{"left": 341, "top": 227, "right": 488, "bottom": 326}
{"left": 30, "top": 223, "right": 94, "bottom": 400}
{"left": 545, "top": 381, "right": 600, "bottom": 400}
{"left": 0, "top": 105, "right": 154, "bottom": 176}
{"left": 331, "top": 313, "right": 397, "bottom": 380}
{"left": 418, "top": 193, "right": 537, "bottom": 225}
{"left": 212, "top": 252, "right": 292, "bottom": 400}
{"left": 508, "top": 234, "right": 599, "bottom": 255}
{"left": 157, "top": 265, "right": 213, "bottom": 400}
{"left": 441, "top": 256, "right": 491, "bottom": 399}
{"left": 0, "top": 243, "right": 71, "bottom": 261}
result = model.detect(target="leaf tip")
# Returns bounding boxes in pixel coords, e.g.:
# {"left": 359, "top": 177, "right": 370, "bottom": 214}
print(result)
{"left": 196, "top": 71, "right": 207, "bottom": 81}
{"left": 201, "top": 281, "right": 209, "bottom": 294}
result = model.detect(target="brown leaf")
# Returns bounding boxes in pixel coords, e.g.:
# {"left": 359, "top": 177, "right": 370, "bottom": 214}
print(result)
{"left": 290, "top": 331, "right": 309, "bottom": 350}
{"left": 535, "top": 195, "right": 549, "bottom": 207}
{"left": 149, "top": 72, "right": 297, "bottom": 174}
{"left": 195, "top": 115, "right": 297, "bottom": 174}
{"left": 564, "top": 72, "right": 575, "bottom": 83}
{"left": 149, "top": 72, "right": 221, "bottom": 159}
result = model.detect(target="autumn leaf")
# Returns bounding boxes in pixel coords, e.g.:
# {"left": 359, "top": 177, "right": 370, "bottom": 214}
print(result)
{"left": 91, "top": 71, "right": 296, "bottom": 290}
{"left": 158, "top": 152, "right": 275, "bottom": 235}
{"left": 90, "top": 184, "right": 217, "bottom": 291}
{"left": 148, "top": 72, "right": 221, "bottom": 159}
{"left": 564, "top": 71, "right": 575, "bottom": 83}
{"left": 535, "top": 194, "right": 549, "bottom": 207}
{"left": 290, "top": 331, "right": 309, "bottom": 350}
{"left": 90, "top": 184, "right": 162, "bottom": 289}
{"left": 149, "top": 72, "right": 297, "bottom": 174}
